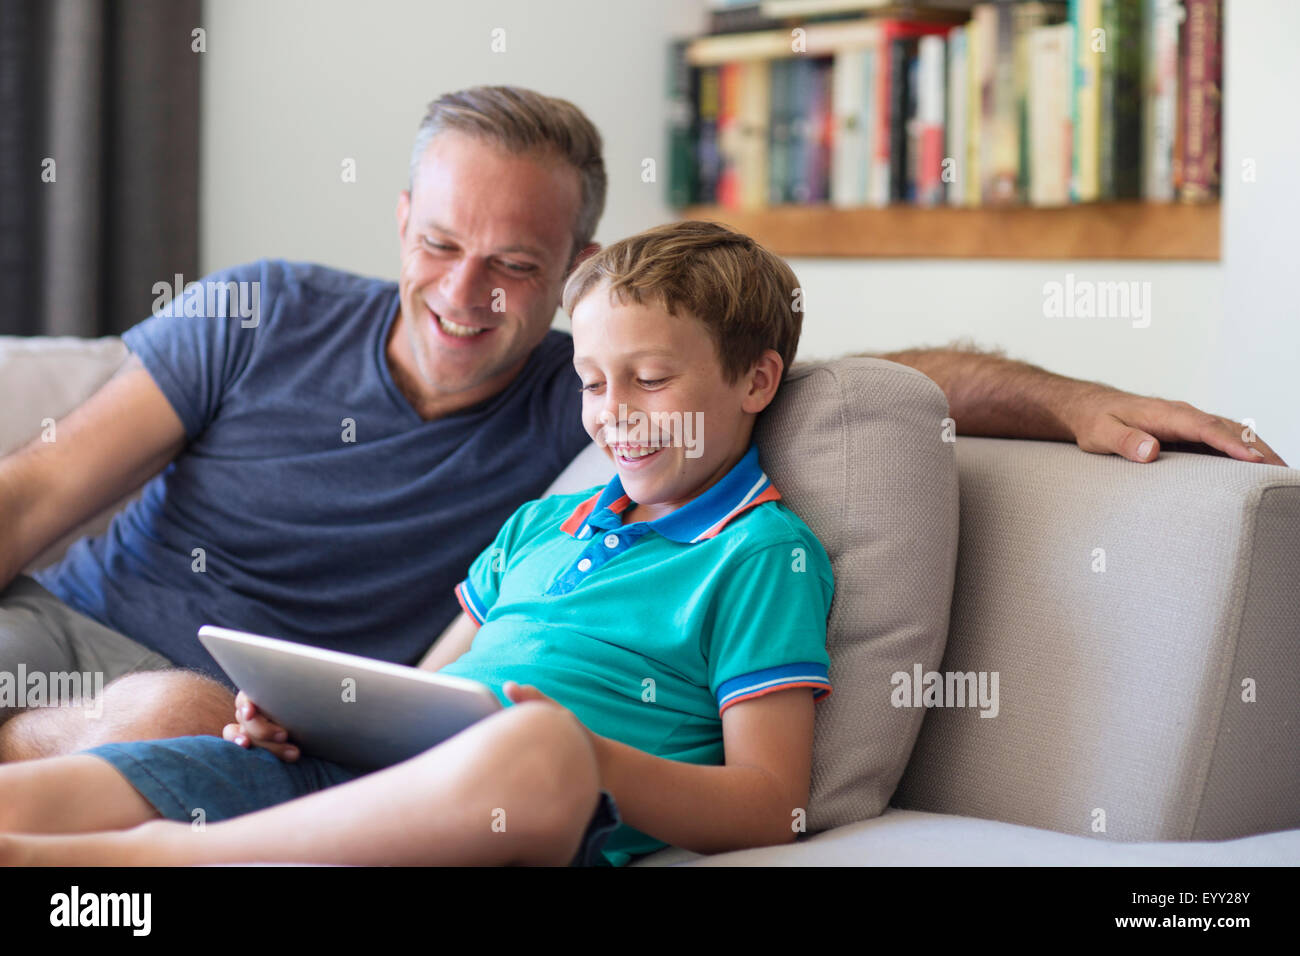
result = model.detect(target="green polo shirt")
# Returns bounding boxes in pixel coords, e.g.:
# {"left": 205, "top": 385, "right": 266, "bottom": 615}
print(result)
{"left": 442, "top": 443, "right": 834, "bottom": 865}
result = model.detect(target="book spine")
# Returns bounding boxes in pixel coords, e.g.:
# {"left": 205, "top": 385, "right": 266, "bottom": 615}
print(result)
{"left": 667, "top": 40, "right": 697, "bottom": 208}
{"left": 1111, "top": 0, "right": 1143, "bottom": 198}
{"left": 769, "top": 57, "right": 789, "bottom": 205}
{"left": 859, "top": 46, "right": 877, "bottom": 205}
{"left": 1097, "top": 0, "right": 1117, "bottom": 199}
{"left": 739, "top": 59, "right": 771, "bottom": 210}
{"left": 810, "top": 57, "right": 835, "bottom": 202}
{"left": 1143, "top": 0, "right": 1179, "bottom": 201}
{"left": 716, "top": 62, "right": 741, "bottom": 209}
{"left": 1179, "top": 0, "right": 1221, "bottom": 201}
{"left": 696, "top": 66, "right": 721, "bottom": 204}
{"left": 916, "top": 34, "right": 946, "bottom": 208}
{"left": 888, "top": 37, "right": 914, "bottom": 203}
{"left": 1073, "top": 0, "right": 1102, "bottom": 201}
{"left": 830, "top": 50, "right": 863, "bottom": 208}
{"left": 966, "top": 10, "right": 983, "bottom": 205}
{"left": 946, "top": 25, "right": 967, "bottom": 207}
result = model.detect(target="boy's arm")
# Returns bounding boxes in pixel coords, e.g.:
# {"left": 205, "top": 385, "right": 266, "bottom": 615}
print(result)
{"left": 871, "top": 342, "right": 1286, "bottom": 465}
{"left": 590, "top": 687, "right": 815, "bottom": 855}
{"left": 417, "top": 612, "right": 479, "bottom": 672}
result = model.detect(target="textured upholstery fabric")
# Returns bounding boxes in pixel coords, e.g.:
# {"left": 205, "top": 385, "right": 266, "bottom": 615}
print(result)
{"left": 890, "top": 437, "right": 1300, "bottom": 842}
{"left": 630, "top": 806, "right": 1300, "bottom": 866}
{"left": 0, "top": 335, "right": 132, "bottom": 571}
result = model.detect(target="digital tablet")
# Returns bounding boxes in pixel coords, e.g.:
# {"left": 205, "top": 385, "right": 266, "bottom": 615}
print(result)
{"left": 197, "top": 625, "right": 502, "bottom": 769}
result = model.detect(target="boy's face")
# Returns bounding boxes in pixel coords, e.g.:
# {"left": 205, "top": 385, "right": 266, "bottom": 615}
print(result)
{"left": 571, "top": 283, "right": 780, "bottom": 521}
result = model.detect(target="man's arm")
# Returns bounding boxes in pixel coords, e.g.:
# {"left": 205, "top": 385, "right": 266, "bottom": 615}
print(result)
{"left": 0, "top": 355, "right": 187, "bottom": 588}
{"left": 417, "top": 612, "right": 479, "bottom": 672}
{"left": 871, "top": 341, "right": 1287, "bottom": 466}
{"left": 588, "top": 687, "right": 813, "bottom": 856}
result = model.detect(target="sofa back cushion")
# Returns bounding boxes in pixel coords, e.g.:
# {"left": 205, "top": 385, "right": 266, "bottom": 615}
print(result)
{"left": 548, "top": 356, "right": 961, "bottom": 833}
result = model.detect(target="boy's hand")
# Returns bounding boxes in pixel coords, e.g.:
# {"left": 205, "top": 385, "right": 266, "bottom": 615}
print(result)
{"left": 221, "top": 689, "right": 299, "bottom": 762}
{"left": 502, "top": 681, "right": 600, "bottom": 753}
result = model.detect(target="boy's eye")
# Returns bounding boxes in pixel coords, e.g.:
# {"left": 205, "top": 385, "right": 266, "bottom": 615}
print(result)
{"left": 580, "top": 382, "right": 604, "bottom": 392}
{"left": 639, "top": 378, "right": 667, "bottom": 387}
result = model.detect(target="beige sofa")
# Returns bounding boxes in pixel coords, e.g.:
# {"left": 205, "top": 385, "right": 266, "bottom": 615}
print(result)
{"left": 3, "top": 334, "right": 1298, "bottom": 866}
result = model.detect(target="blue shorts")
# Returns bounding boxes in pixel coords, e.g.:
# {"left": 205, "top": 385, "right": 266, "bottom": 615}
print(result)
{"left": 82, "top": 736, "right": 622, "bottom": 867}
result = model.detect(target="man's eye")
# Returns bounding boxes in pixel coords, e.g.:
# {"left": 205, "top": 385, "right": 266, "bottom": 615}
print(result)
{"left": 422, "top": 238, "right": 454, "bottom": 252}
{"left": 499, "top": 260, "right": 537, "bottom": 274}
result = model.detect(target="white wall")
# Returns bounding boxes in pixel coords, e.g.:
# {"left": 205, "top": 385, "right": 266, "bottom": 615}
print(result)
{"left": 199, "top": 0, "right": 1296, "bottom": 461}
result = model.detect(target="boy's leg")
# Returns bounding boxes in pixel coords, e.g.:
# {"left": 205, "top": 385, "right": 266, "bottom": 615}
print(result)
{"left": 1, "top": 699, "right": 602, "bottom": 866}
{"left": 0, "top": 754, "right": 162, "bottom": 833}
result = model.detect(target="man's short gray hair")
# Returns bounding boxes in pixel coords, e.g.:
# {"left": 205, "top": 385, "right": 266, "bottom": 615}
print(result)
{"left": 409, "top": 86, "right": 607, "bottom": 260}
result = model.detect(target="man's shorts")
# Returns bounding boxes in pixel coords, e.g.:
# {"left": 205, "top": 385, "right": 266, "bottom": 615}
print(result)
{"left": 0, "top": 575, "right": 174, "bottom": 721}
{"left": 83, "top": 735, "right": 622, "bottom": 867}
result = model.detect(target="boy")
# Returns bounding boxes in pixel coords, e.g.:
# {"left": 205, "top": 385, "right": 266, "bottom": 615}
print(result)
{"left": 0, "top": 221, "right": 833, "bottom": 867}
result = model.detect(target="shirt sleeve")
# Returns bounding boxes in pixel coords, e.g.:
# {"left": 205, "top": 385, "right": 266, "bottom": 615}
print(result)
{"left": 706, "top": 538, "right": 835, "bottom": 715}
{"left": 453, "top": 500, "right": 537, "bottom": 625}
{"left": 121, "top": 260, "right": 269, "bottom": 439}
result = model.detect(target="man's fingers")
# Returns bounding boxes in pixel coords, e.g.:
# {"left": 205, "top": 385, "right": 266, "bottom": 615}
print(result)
{"left": 1080, "top": 414, "right": 1159, "bottom": 462}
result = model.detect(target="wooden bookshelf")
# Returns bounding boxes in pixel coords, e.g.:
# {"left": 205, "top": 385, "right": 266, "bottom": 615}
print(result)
{"left": 679, "top": 202, "right": 1221, "bottom": 260}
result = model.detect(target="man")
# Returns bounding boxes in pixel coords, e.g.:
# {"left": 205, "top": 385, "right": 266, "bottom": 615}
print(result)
{"left": 0, "top": 86, "right": 1284, "bottom": 762}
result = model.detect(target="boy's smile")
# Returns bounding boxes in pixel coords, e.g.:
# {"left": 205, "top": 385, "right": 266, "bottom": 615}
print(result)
{"left": 570, "top": 282, "right": 781, "bottom": 525}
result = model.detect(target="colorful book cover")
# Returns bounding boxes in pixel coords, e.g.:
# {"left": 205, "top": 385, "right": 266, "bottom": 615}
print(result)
{"left": 869, "top": 19, "right": 954, "bottom": 205}
{"left": 716, "top": 62, "right": 742, "bottom": 208}
{"left": 946, "top": 25, "right": 967, "bottom": 207}
{"left": 768, "top": 57, "right": 791, "bottom": 205}
{"left": 696, "top": 66, "right": 721, "bottom": 204}
{"left": 1072, "top": 0, "right": 1103, "bottom": 201}
{"left": 1143, "top": 0, "right": 1180, "bottom": 200}
{"left": 738, "top": 59, "right": 771, "bottom": 209}
{"left": 916, "top": 34, "right": 946, "bottom": 207}
{"left": 1028, "top": 22, "right": 1073, "bottom": 206}
{"left": 667, "top": 39, "right": 698, "bottom": 208}
{"left": 1179, "top": 0, "right": 1221, "bottom": 201}
{"left": 1110, "top": 0, "right": 1143, "bottom": 198}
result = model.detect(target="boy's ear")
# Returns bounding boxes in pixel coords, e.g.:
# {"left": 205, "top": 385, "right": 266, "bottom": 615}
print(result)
{"left": 742, "top": 349, "right": 784, "bottom": 415}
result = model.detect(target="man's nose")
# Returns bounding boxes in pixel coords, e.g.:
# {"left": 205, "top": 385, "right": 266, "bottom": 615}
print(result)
{"left": 439, "top": 257, "right": 491, "bottom": 311}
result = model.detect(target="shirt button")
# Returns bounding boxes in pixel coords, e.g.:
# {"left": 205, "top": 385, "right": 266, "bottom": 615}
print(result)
{"left": 577, "top": 558, "right": 592, "bottom": 572}
{"left": 603, "top": 534, "right": 619, "bottom": 549}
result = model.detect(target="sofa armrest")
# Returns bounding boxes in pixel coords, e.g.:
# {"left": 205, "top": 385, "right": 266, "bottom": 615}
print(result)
{"left": 892, "top": 436, "right": 1300, "bottom": 842}
{"left": 0, "top": 335, "right": 136, "bottom": 571}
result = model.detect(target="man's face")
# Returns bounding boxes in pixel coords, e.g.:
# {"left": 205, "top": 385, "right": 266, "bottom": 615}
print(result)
{"left": 571, "top": 283, "right": 773, "bottom": 522}
{"left": 394, "top": 131, "right": 588, "bottom": 408}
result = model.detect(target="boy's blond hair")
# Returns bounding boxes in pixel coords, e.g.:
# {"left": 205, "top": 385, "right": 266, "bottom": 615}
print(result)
{"left": 561, "top": 220, "right": 803, "bottom": 384}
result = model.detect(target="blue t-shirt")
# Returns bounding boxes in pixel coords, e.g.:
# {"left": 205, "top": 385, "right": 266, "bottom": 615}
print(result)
{"left": 35, "top": 259, "right": 590, "bottom": 682}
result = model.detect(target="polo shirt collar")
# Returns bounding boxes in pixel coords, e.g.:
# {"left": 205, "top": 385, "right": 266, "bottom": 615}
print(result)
{"left": 558, "top": 443, "right": 782, "bottom": 545}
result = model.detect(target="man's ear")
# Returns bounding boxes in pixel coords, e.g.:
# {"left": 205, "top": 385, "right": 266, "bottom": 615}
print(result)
{"left": 566, "top": 241, "right": 600, "bottom": 276}
{"left": 396, "top": 189, "right": 412, "bottom": 243}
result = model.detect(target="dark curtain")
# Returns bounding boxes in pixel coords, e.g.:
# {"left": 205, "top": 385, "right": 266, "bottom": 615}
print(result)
{"left": 0, "top": 0, "right": 199, "bottom": 337}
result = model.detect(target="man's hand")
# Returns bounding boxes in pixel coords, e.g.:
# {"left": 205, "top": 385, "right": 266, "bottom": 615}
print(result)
{"left": 872, "top": 344, "right": 1288, "bottom": 467}
{"left": 1062, "top": 385, "right": 1288, "bottom": 466}
{"left": 221, "top": 690, "right": 299, "bottom": 761}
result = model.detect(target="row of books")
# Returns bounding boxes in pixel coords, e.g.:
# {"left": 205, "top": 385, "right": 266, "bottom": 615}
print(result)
{"left": 667, "top": 0, "right": 1222, "bottom": 209}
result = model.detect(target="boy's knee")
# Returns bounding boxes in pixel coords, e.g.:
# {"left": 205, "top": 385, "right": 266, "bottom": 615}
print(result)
{"left": 498, "top": 701, "right": 602, "bottom": 862}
